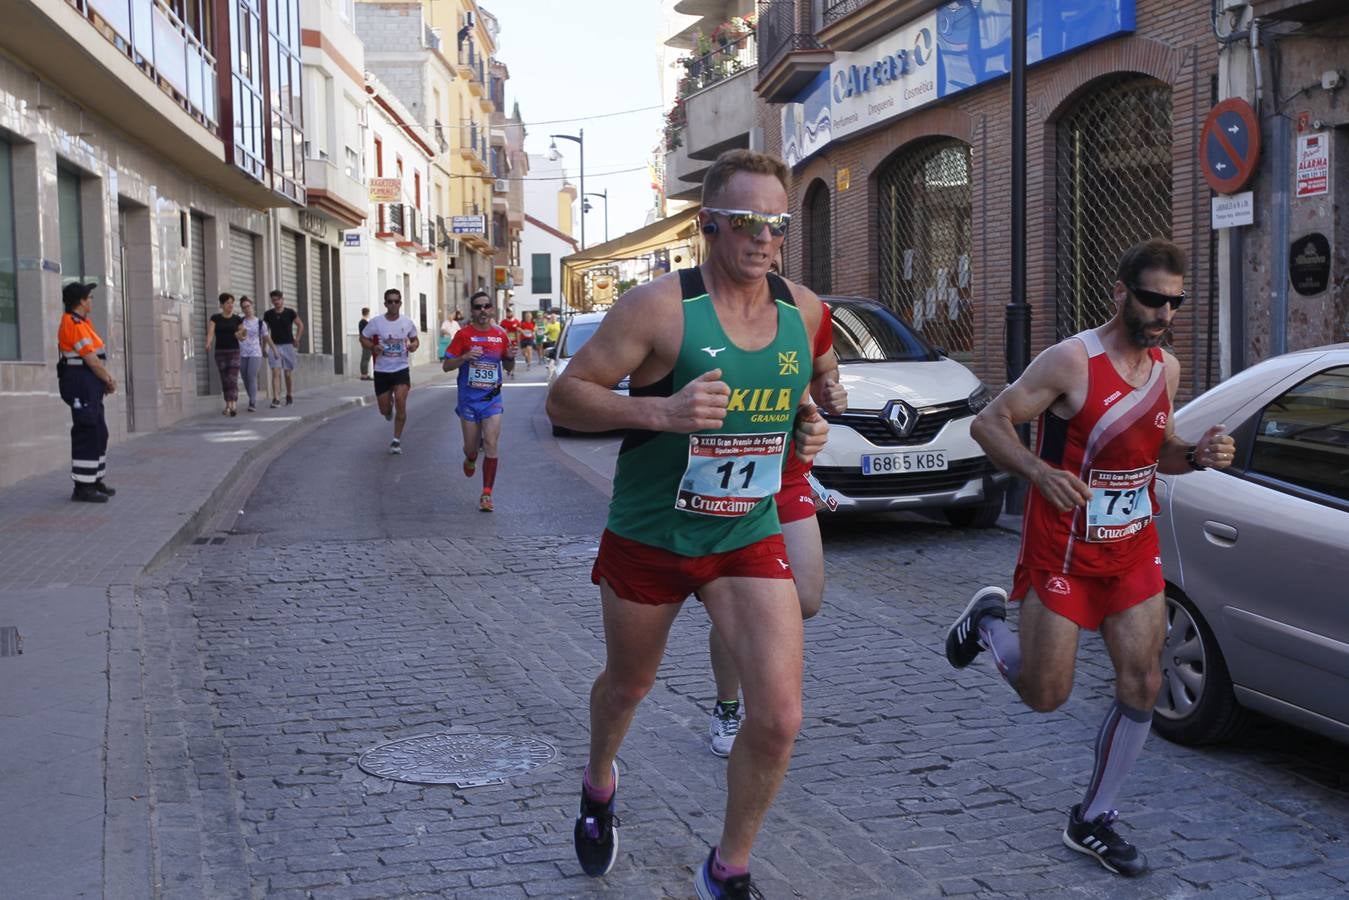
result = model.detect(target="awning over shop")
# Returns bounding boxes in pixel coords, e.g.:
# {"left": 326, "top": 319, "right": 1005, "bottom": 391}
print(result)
{"left": 561, "top": 206, "right": 702, "bottom": 311}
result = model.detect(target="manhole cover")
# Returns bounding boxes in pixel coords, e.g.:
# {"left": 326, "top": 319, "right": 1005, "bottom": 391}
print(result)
{"left": 357, "top": 732, "right": 556, "bottom": 787}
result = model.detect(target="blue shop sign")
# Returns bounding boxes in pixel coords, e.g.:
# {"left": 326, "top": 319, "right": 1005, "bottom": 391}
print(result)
{"left": 783, "top": 0, "right": 1136, "bottom": 166}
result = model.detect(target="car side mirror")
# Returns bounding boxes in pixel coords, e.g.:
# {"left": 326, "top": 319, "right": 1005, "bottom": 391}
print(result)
{"left": 545, "top": 347, "right": 556, "bottom": 360}
{"left": 934, "top": 346, "right": 948, "bottom": 358}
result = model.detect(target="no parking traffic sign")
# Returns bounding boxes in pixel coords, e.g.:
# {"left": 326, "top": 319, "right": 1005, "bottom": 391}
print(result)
{"left": 1200, "top": 98, "right": 1260, "bottom": 194}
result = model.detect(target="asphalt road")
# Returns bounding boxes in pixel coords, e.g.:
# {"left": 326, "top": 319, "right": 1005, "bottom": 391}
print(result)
{"left": 132, "top": 367, "right": 1349, "bottom": 899}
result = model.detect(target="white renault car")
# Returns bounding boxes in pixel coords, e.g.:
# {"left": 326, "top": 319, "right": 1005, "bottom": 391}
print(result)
{"left": 814, "top": 297, "right": 1008, "bottom": 527}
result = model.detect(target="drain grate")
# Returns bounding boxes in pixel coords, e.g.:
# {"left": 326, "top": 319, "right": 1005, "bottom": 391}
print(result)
{"left": 358, "top": 732, "right": 556, "bottom": 787}
{"left": 0, "top": 626, "right": 21, "bottom": 657}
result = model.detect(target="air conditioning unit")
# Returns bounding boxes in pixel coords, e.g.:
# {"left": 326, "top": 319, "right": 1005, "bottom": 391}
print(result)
{"left": 493, "top": 179, "right": 508, "bottom": 193}
{"left": 440, "top": 236, "right": 460, "bottom": 256}
{"left": 463, "top": 10, "right": 475, "bottom": 28}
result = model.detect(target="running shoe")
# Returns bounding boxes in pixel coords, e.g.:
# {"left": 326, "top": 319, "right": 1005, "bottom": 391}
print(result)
{"left": 573, "top": 762, "right": 619, "bottom": 877}
{"left": 944, "top": 586, "right": 1008, "bottom": 669}
{"left": 708, "top": 700, "right": 741, "bottom": 758}
{"left": 383, "top": 406, "right": 394, "bottom": 422}
{"left": 285, "top": 395, "right": 293, "bottom": 405}
{"left": 389, "top": 439, "right": 402, "bottom": 456}
{"left": 694, "top": 848, "right": 763, "bottom": 900}
{"left": 1063, "top": 804, "right": 1148, "bottom": 877}
{"left": 479, "top": 493, "right": 494, "bottom": 512}
{"left": 463, "top": 457, "right": 476, "bottom": 477}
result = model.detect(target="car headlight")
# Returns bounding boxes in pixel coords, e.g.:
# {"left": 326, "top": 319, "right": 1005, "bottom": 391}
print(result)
{"left": 967, "top": 383, "right": 992, "bottom": 414}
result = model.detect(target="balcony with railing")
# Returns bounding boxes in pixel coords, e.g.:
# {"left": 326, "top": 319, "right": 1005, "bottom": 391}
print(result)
{"left": 755, "top": 0, "right": 831, "bottom": 103}
{"left": 456, "top": 41, "right": 477, "bottom": 79}
{"left": 398, "top": 206, "right": 422, "bottom": 249}
{"left": 468, "top": 56, "right": 487, "bottom": 97}
{"left": 679, "top": 29, "right": 759, "bottom": 161}
{"left": 304, "top": 155, "right": 366, "bottom": 228}
{"left": 816, "top": 0, "right": 941, "bottom": 52}
{"left": 377, "top": 201, "right": 405, "bottom": 239}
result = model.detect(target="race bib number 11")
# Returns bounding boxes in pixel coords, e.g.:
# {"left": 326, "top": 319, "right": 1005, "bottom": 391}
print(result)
{"left": 676, "top": 432, "right": 786, "bottom": 517}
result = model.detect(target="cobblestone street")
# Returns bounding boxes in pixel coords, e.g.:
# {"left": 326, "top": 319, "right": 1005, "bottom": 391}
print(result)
{"left": 131, "top": 385, "right": 1349, "bottom": 899}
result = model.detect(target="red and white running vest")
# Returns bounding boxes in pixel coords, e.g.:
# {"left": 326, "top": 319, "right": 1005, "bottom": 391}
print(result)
{"left": 1017, "top": 330, "right": 1170, "bottom": 577}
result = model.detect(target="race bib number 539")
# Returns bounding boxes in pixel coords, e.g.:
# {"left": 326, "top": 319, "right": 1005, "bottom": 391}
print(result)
{"left": 1083, "top": 464, "right": 1156, "bottom": 542}
{"left": 676, "top": 432, "right": 786, "bottom": 517}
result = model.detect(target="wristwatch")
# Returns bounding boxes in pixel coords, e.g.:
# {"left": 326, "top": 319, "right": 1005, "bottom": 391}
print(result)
{"left": 1185, "top": 445, "right": 1207, "bottom": 471}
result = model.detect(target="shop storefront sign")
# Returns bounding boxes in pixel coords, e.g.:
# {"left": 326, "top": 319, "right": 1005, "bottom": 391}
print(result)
{"left": 299, "top": 211, "right": 329, "bottom": 239}
{"left": 1211, "top": 192, "right": 1253, "bottom": 229}
{"left": 1289, "top": 233, "right": 1331, "bottom": 296}
{"left": 782, "top": 0, "right": 1137, "bottom": 166}
{"left": 1296, "top": 133, "right": 1330, "bottom": 198}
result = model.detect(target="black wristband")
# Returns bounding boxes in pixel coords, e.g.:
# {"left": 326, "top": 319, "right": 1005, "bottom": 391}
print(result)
{"left": 1185, "top": 446, "right": 1207, "bottom": 471}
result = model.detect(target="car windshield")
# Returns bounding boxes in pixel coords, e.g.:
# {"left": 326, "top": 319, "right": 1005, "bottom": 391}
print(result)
{"left": 828, "top": 302, "right": 937, "bottom": 362}
{"left": 560, "top": 320, "right": 601, "bottom": 358}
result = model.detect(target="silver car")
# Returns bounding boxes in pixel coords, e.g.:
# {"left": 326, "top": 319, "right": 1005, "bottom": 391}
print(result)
{"left": 1153, "top": 344, "right": 1349, "bottom": 746}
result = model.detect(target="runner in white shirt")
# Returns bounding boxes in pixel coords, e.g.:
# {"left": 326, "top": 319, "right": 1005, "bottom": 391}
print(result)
{"left": 359, "top": 289, "right": 420, "bottom": 455}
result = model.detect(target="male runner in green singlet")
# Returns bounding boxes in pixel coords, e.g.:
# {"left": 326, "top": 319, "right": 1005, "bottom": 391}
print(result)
{"left": 548, "top": 149, "right": 830, "bottom": 900}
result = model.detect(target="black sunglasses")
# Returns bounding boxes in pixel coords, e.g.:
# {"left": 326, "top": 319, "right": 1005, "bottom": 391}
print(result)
{"left": 385, "top": 298, "right": 402, "bottom": 304}
{"left": 471, "top": 303, "right": 492, "bottom": 311}
{"left": 1129, "top": 285, "right": 1185, "bottom": 310}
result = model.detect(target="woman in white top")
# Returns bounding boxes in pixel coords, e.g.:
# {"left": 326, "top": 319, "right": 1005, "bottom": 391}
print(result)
{"left": 237, "top": 296, "right": 273, "bottom": 412}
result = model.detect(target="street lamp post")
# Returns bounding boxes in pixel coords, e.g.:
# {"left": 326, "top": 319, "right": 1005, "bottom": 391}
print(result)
{"left": 583, "top": 190, "right": 609, "bottom": 243}
{"left": 547, "top": 129, "right": 584, "bottom": 249}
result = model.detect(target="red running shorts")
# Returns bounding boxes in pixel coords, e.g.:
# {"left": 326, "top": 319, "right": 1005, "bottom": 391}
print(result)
{"left": 591, "top": 529, "right": 793, "bottom": 606}
{"left": 1011, "top": 561, "right": 1164, "bottom": 631}
{"left": 774, "top": 472, "right": 818, "bottom": 525}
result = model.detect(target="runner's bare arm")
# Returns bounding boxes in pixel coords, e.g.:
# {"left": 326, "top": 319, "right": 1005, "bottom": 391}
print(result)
{"left": 1155, "top": 352, "right": 1234, "bottom": 473}
{"left": 971, "top": 341, "right": 1093, "bottom": 511}
{"left": 547, "top": 276, "right": 729, "bottom": 433}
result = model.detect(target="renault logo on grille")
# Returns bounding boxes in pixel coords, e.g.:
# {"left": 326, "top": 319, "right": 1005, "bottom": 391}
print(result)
{"left": 883, "top": 400, "right": 917, "bottom": 437}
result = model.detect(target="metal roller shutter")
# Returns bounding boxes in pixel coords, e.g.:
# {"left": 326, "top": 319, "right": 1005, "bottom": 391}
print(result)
{"left": 309, "top": 242, "right": 325, "bottom": 354}
{"left": 280, "top": 230, "right": 301, "bottom": 345}
{"left": 228, "top": 227, "right": 257, "bottom": 300}
{"left": 191, "top": 214, "right": 209, "bottom": 395}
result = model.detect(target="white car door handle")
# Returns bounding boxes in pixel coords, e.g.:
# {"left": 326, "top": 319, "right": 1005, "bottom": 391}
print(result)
{"left": 1202, "top": 521, "right": 1239, "bottom": 545}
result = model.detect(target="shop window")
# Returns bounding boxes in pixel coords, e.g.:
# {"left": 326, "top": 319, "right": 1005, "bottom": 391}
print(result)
{"left": 58, "top": 164, "right": 85, "bottom": 285}
{"left": 1251, "top": 366, "right": 1349, "bottom": 502}
{"left": 803, "top": 179, "right": 831, "bottom": 294}
{"left": 1054, "top": 75, "right": 1172, "bottom": 339}
{"left": 0, "top": 138, "right": 16, "bottom": 359}
{"left": 876, "top": 139, "right": 974, "bottom": 357}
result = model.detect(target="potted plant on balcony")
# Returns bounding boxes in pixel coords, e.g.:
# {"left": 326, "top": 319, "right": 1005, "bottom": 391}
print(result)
{"left": 664, "top": 99, "right": 686, "bottom": 152}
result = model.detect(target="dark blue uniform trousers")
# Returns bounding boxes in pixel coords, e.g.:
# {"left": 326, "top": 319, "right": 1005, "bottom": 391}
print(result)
{"left": 59, "top": 364, "right": 108, "bottom": 484}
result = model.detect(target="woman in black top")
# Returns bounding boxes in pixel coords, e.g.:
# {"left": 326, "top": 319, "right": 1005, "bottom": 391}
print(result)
{"left": 206, "top": 293, "right": 245, "bottom": 416}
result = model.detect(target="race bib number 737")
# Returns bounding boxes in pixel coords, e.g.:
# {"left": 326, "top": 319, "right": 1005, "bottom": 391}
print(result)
{"left": 1083, "top": 464, "right": 1156, "bottom": 542}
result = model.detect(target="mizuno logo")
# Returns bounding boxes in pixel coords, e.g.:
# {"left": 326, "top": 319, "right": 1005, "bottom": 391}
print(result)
{"left": 701, "top": 346, "right": 726, "bottom": 357}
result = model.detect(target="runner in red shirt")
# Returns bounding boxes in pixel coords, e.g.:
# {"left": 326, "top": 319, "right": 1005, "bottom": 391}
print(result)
{"left": 443, "top": 291, "right": 510, "bottom": 511}
{"left": 518, "top": 312, "right": 539, "bottom": 369}
{"left": 705, "top": 300, "right": 845, "bottom": 757}
{"left": 498, "top": 308, "right": 521, "bottom": 380}
{"left": 943, "top": 240, "right": 1235, "bottom": 878}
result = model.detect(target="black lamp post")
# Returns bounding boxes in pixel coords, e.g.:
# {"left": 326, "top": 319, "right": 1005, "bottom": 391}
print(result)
{"left": 547, "top": 129, "right": 584, "bottom": 249}
{"left": 583, "top": 190, "right": 609, "bottom": 243}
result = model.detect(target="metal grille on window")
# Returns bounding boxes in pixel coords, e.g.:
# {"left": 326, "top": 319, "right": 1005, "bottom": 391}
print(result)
{"left": 191, "top": 214, "right": 209, "bottom": 395}
{"left": 309, "top": 242, "right": 325, "bottom": 355}
{"left": 1054, "top": 76, "right": 1173, "bottom": 339}
{"left": 877, "top": 139, "right": 974, "bottom": 357}
{"left": 280, "top": 230, "right": 301, "bottom": 344}
{"left": 804, "top": 180, "right": 832, "bottom": 294}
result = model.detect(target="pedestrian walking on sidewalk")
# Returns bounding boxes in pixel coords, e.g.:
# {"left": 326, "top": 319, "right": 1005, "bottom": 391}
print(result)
{"left": 237, "top": 296, "right": 270, "bottom": 412}
{"left": 264, "top": 289, "right": 304, "bottom": 407}
{"left": 443, "top": 290, "right": 508, "bottom": 512}
{"left": 547, "top": 149, "right": 830, "bottom": 899}
{"left": 360, "top": 289, "right": 419, "bottom": 455}
{"left": 205, "top": 293, "right": 244, "bottom": 416}
{"left": 57, "top": 282, "right": 116, "bottom": 503}
{"left": 944, "top": 239, "right": 1236, "bottom": 878}
{"left": 704, "top": 301, "right": 845, "bottom": 759}
{"left": 357, "top": 307, "right": 373, "bottom": 380}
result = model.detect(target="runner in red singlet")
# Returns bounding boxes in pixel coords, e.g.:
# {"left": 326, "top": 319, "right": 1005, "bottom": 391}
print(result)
{"left": 943, "top": 240, "right": 1235, "bottom": 877}
{"left": 705, "top": 302, "right": 845, "bottom": 756}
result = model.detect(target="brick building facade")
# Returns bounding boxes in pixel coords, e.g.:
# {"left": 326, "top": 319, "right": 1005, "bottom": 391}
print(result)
{"left": 758, "top": 0, "right": 1222, "bottom": 398}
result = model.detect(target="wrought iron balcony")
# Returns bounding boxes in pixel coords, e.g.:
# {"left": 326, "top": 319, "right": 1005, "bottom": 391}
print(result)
{"left": 679, "top": 31, "right": 757, "bottom": 97}
{"left": 756, "top": 0, "right": 831, "bottom": 103}
{"left": 823, "top": 0, "right": 876, "bottom": 27}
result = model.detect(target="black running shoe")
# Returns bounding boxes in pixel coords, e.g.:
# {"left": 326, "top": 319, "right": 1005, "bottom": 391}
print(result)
{"left": 573, "top": 762, "right": 619, "bottom": 877}
{"left": 944, "top": 586, "right": 1007, "bottom": 668}
{"left": 694, "top": 848, "right": 764, "bottom": 900}
{"left": 1063, "top": 804, "right": 1148, "bottom": 877}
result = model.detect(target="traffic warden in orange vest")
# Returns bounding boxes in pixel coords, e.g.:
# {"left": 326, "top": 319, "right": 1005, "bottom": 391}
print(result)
{"left": 57, "top": 282, "right": 117, "bottom": 503}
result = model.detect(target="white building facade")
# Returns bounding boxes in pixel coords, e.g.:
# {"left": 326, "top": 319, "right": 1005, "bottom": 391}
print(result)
{"left": 518, "top": 154, "right": 578, "bottom": 314}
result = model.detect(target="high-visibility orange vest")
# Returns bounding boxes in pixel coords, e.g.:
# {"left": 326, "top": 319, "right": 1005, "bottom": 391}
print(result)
{"left": 58, "top": 312, "right": 105, "bottom": 364}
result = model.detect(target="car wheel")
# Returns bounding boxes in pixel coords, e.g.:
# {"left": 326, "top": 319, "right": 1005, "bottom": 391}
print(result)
{"left": 942, "top": 496, "right": 1002, "bottom": 529}
{"left": 1153, "top": 590, "right": 1247, "bottom": 746}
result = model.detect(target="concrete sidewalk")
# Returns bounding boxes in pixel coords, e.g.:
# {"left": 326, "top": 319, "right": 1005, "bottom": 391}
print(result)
{"left": 0, "top": 362, "right": 451, "bottom": 900}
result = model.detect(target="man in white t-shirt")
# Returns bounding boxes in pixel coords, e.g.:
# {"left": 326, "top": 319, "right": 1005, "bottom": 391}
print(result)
{"left": 359, "top": 289, "right": 420, "bottom": 455}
